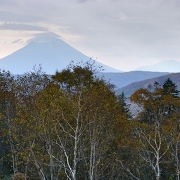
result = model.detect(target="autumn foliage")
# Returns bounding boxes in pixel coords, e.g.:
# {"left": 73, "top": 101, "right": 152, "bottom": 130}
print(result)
{"left": 0, "top": 63, "right": 180, "bottom": 180}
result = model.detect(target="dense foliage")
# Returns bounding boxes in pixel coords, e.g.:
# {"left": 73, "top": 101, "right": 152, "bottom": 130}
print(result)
{"left": 0, "top": 62, "right": 180, "bottom": 180}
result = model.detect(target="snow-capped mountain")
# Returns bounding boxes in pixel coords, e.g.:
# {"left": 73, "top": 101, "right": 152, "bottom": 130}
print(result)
{"left": 0, "top": 36, "right": 121, "bottom": 74}
{"left": 135, "top": 60, "right": 180, "bottom": 72}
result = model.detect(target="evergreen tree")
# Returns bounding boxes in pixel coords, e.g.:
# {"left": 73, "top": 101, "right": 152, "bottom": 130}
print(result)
{"left": 117, "top": 92, "right": 131, "bottom": 118}
{"left": 130, "top": 78, "right": 180, "bottom": 179}
{"left": 163, "top": 78, "right": 179, "bottom": 97}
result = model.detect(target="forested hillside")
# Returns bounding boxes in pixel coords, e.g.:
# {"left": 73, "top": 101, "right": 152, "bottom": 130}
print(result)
{"left": 116, "top": 72, "right": 180, "bottom": 97}
{"left": 1, "top": 62, "right": 180, "bottom": 180}
{"left": 98, "top": 71, "right": 168, "bottom": 89}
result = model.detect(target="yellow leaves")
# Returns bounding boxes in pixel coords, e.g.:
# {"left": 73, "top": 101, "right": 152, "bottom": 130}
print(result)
{"left": 162, "top": 94, "right": 180, "bottom": 107}
{"left": 130, "top": 88, "right": 150, "bottom": 104}
{"left": 162, "top": 117, "right": 179, "bottom": 135}
{"left": 162, "top": 124, "right": 173, "bottom": 134}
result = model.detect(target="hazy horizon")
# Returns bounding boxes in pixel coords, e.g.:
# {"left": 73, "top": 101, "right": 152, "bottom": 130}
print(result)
{"left": 0, "top": 0, "right": 180, "bottom": 71}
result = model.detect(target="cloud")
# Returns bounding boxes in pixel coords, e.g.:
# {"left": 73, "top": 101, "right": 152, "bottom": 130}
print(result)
{"left": 12, "top": 39, "right": 22, "bottom": 44}
{"left": 0, "top": 0, "right": 17, "bottom": 6}
{"left": 0, "top": 22, "right": 47, "bottom": 31}
{"left": 1, "top": 0, "right": 180, "bottom": 71}
{"left": 76, "top": 0, "right": 94, "bottom": 3}
{"left": 27, "top": 32, "right": 61, "bottom": 43}
{"left": 0, "top": 11, "right": 45, "bottom": 23}
{"left": 76, "top": 0, "right": 86, "bottom": 2}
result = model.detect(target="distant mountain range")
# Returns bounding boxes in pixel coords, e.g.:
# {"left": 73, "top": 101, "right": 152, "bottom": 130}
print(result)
{"left": 116, "top": 72, "right": 180, "bottom": 97}
{"left": 98, "top": 71, "right": 168, "bottom": 89}
{"left": 135, "top": 60, "right": 180, "bottom": 72}
{"left": 1, "top": 34, "right": 180, "bottom": 92}
{"left": 0, "top": 37, "right": 121, "bottom": 74}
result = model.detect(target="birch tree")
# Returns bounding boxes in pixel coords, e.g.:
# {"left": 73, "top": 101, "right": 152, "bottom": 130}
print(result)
{"left": 12, "top": 68, "right": 50, "bottom": 179}
{"left": 51, "top": 63, "right": 102, "bottom": 179}
{"left": 51, "top": 62, "right": 128, "bottom": 179}
{"left": 2, "top": 63, "right": 130, "bottom": 179}
{"left": 130, "top": 78, "right": 180, "bottom": 179}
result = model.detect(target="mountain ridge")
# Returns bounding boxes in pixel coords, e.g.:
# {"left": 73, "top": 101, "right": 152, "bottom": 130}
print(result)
{"left": 98, "top": 71, "right": 169, "bottom": 89}
{"left": 0, "top": 37, "right": 121, "bottom": 74}
{"left": 116, "top": 72, "right": 180, "bottom": 97}
{"left": 135, "top": 60, "right": 180, "bottom": 72}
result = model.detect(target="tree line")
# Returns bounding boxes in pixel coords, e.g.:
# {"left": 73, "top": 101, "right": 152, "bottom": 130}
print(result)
{"left": 0, "top": 62, "right": 180, "bottom": 180}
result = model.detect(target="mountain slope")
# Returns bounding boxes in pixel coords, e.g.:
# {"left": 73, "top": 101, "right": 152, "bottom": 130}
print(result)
{"left": 135, "top": 60, "right": 180, "bottom": 72}
{"left": 116, "top": 72, "right": 180, "bottom": 96}
{"left": 0, "top": 37, "right": 121, "bottom": 74}
{"left": 98, "top": 71, "right": 169, "bottom": 89}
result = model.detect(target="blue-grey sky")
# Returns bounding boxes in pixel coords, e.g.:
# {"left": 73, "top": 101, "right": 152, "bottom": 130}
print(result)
{"left": 0, "top": 0, "right": 180, "bottom": 71}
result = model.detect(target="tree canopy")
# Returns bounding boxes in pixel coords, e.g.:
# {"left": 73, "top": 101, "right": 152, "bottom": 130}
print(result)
{"left": 1, "top": 65, "right": 180, "bottom": 180}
